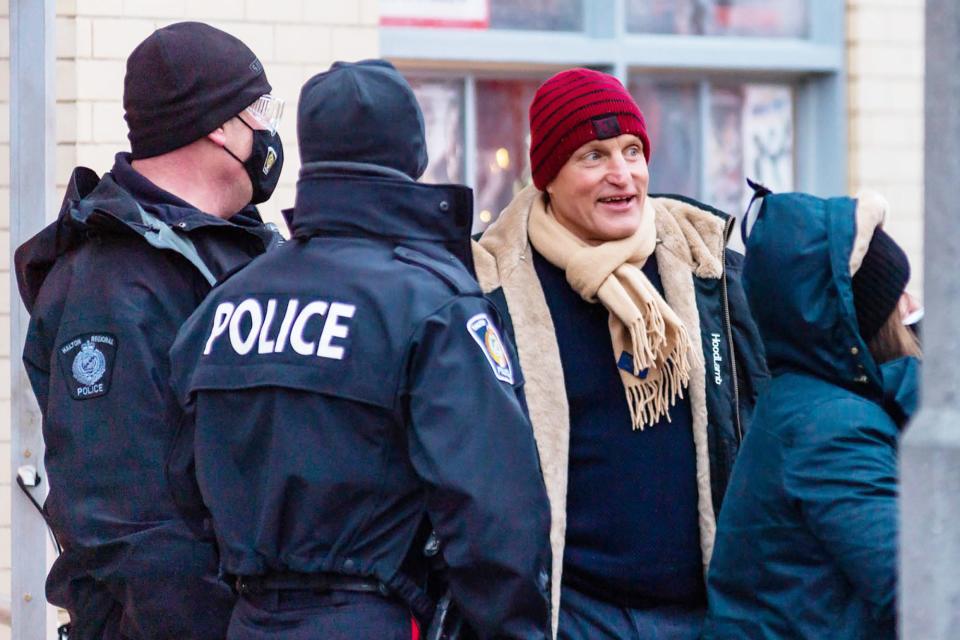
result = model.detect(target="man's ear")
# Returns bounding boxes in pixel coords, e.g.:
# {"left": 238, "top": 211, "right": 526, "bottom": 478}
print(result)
{"left": 206, "top": 126, "right": 228, "bottom": 148}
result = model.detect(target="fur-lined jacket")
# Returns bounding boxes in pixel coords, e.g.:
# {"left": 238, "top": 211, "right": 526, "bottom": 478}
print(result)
{"left": 472, "top": 185, "right": 769, "bottom": 633}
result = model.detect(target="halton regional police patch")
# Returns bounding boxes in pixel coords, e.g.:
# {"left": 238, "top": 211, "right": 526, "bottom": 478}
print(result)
{"left": 466, "top": 314, "right": 514, "bottom": 384}
{"left": 57, "top": 333, "right": 117, "bottom": 401}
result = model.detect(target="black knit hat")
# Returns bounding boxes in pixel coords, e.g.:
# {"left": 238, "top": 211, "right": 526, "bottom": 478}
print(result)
{"left": 851, "top": 228, "right": 910, "bottom": 343}
{"left": 124, "top": 22, "right": 271, "bottom": 159}
{"left": 297, "top": 59, "right": 428, "bottom": 179}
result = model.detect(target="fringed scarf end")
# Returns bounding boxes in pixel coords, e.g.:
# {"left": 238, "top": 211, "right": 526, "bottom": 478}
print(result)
{"left": 625, "top": 325, "right": 694, "bottom": 431}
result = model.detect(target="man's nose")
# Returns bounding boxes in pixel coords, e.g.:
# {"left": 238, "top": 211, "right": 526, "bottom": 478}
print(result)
{"left": 605, "top": 152, "right": 631, "bottom": 185}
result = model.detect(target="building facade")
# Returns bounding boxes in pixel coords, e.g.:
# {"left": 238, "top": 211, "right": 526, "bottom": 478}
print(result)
{"left": 0, "top": 0, "right": 925, "bottom": 636}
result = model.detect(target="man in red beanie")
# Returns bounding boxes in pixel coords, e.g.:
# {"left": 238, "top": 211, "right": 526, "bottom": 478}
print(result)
{"left": 15, "top": 22, "right": 283, "bottom": 639}
{"left": 473, "top": 68, "right": 769, "bottom": 638}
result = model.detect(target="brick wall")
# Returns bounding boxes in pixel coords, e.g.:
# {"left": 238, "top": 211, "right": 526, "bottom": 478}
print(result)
{"left": 0, "top": 0, "right": 378, "bottom": 633}
{"left": 59, "top": 0, "right": 379, "bottom": 227}
{"left": 847, "top": 0, "right": 925, "bottom": 292}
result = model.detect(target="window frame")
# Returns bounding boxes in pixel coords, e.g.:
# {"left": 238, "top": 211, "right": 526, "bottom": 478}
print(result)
{"left": 382, "top": 0, "right": 846, "bottom": 203}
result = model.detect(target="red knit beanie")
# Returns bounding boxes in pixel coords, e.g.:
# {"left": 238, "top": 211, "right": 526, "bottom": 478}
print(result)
{"left": 529, "top": 68, "right": 651, "bottom": 190}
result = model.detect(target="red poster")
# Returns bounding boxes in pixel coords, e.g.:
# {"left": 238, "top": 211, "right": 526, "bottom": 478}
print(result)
{"left": 381, "top": 0, "right": 490, "bottom": 29}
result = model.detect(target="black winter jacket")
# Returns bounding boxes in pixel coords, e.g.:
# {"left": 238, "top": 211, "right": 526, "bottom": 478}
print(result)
{"left": 15, "top": 154, "right": 279, "bottom": 602}
{"left": 168, "top": 167, "right": 553, "bottom": 639}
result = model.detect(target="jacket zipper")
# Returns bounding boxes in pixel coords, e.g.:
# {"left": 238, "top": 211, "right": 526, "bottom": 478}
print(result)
{"left": 721, "top": 217, "right": 743, "bottom": 443}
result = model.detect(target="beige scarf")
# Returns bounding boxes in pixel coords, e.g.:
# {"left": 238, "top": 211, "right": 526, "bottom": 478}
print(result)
{"left": 528, "top": 194, "right": 695, "bottom": 430}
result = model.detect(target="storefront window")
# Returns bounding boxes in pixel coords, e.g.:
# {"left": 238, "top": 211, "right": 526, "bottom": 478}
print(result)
{"left": 489, "top": 0, "right": 584, "bottom": 32}
{"left": 474, "top": 78, "right": 543, "bottom": 230}
{"left": 629, "top": 79, "right": 701, "bottom": 197}
{"left": 381, "top": 0, "right": 583, "bottom": 31}
{"left": 706, "top": 83, "right": 794, "bottom": 214}
{"left": 627, "top": 0, "right": 808, "bottom": 38}
{"left": 408, "top": 78, "right": 465, "bottom": 184}
{"left": 410, "top": 71, "right": 794, "bottom": 230}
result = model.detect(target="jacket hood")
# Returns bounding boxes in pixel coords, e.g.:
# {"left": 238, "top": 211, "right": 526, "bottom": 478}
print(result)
{"left": 289, "top": 163, "right": 475, "bottom": 273}
{"left": 16, "top": 166, "right": 135, "bottom": 312}
{"left": 297, "top": 59, "right": 428, "bottom": 180}
{"left": 16, "top": 156, "right": 274, "bottom": 313}
{"left": 743, "top": 192, "right": 895, "bottom": 399}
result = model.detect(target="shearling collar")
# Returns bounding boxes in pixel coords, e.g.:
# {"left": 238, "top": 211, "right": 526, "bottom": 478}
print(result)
{"left": 476, "top": 184, "right": 727, "bottom": 286}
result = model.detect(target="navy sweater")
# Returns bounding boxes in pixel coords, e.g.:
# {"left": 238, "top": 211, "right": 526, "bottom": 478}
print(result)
{"left": 533, "top": 249, "right": 705, "bottom": 607}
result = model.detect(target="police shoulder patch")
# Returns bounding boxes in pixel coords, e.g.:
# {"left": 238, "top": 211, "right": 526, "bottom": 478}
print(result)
{"left": 466, "top": 314, "right": 514, "bottom": 384}
{"left": 57, "top": 333, "right": 118, "bottom": 401}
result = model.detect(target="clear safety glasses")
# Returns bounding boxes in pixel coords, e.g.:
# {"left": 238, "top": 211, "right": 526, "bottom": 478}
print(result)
{"left": 245, "top": 94, "right": 285, "bottom": 137}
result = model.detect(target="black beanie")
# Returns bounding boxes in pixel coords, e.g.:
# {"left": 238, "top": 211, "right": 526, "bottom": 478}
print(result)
{"left": 297, "top": 59, "right": 428, "bottom": 179}
{"left": 124, "top": 22, "right": 272, "bottom": 159}
{"left": 851, "top": 228, "right": 910, "bottom": 343}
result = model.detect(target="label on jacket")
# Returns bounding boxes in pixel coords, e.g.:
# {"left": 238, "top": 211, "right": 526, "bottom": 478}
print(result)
{"left": 202, "top": 297, "right": 356, "bottom": 360}
{"left": 467, "top": 313, "right": 514, "bottom": 384}
{"left": 57, "top": 333, "right": 117, "bottom": 400}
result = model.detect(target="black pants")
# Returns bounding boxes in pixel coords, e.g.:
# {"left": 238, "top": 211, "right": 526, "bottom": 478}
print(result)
{"left": 228, "top": 589, "right": 418, "bottom": 640}
{"left": 558, "top": 584, "right": 705, "bottom": 640}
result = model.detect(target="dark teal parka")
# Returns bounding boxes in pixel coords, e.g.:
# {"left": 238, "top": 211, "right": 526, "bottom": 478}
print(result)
{"left": 703, "top": 193, "right": 919, "bottom": 640}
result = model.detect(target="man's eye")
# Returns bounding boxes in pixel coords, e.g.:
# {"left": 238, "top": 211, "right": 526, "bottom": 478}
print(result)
{"left": 625, "top": 145, "right": 642, "bottom": 157}
{"left": 583, "top": 151, "right": 601, "bottom": 161}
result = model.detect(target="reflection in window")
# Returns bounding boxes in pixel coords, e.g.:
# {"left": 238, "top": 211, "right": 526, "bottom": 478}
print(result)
{"left": 706, "top": 84, "right": 794, "bottom": 215}
{"left": 409, "top": 78, "right": 465, "bottom": 185}
{"left": 490, "top": 0, "right": 583, "bottom": 32}
{"left": 706, "top": 87, "right": 744, "bottom": 215}
{"left": 629, "top": 79, "right": 701, "bottom": 197}
{"left": 627, "top": 0, "right": 808, "bottom": 38}
{"left": 410, "top": 71, "right": 794, "bottom": 232}
{"left": 475, "top": 79, "right": 543, "bottom": 232}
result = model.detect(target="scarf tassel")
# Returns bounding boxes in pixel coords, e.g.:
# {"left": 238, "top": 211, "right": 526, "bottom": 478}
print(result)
{"left": 626, "top": 325, "right": 694, "bottom": 430}
{"left": 626, "top": 300, "right": 666, "bottom": 374}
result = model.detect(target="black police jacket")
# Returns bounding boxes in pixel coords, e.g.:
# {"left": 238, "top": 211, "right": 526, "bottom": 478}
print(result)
{"left": 15, "top": 155, "right": 280, "bottom": 590}
{"left": 168, "top": 167, "right": 553, "bottom": 639}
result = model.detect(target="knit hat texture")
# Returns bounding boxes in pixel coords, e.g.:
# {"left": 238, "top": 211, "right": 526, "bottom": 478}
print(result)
{"left": 851, "top": 227, "right": 910, "bottom": 343}
{"left": 297, "top": 59, "right": 428, "bottom": 180}
{"left": 124, "top": 22, "right": 272, "bottom": 159}
{"left": 528, "top": 68, "right": 651, "bottom": 190}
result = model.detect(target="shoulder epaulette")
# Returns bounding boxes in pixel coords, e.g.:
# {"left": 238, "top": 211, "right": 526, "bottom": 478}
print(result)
{"left": 393, "top": 246, "right": 481, "bottom": 296}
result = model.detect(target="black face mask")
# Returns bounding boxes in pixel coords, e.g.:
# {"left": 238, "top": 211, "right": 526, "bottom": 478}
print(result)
{"left": 224, "top": 117, "right": 284, "bottom": 205}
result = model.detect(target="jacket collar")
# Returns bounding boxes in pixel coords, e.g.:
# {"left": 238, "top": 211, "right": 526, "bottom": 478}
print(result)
{"left": 108, "top": 152, "right": 268, "bottom": 233}
{"left": 289, "top": 163, "right": 475, "bottom": 268}
{"left": 476, "top": 185, "right": 728, "bottom": 285}
{"left": 15, "top": 159, "right": 277, "bottom": 312}
{"left": 880, "top": 356, "right": 920, "bottom": 428}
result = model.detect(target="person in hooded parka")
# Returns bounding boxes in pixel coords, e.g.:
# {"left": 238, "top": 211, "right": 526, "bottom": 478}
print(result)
{"left": 168, "top": 60, "right": 552, "bottom": 640}
{"left": 702, "top": 191, "right": 920, "bottom": 639}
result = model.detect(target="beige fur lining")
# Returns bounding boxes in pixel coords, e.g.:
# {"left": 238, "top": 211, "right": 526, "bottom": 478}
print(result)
{"left": 651, "top": 197, "right": 725, "bottom": 280}
{"left": 474, "top": 186, "right": 726, "bottom": 634}
{"left": 653, "top": 238, "right": 717, "bottom": 568}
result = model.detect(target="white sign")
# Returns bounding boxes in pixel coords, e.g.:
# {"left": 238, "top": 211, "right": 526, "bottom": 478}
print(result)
{"left": 742, "top": 84, "right": 794, "bottom": 207}
{"left": 380, "top": 0, "right": 490, "bottom": 29}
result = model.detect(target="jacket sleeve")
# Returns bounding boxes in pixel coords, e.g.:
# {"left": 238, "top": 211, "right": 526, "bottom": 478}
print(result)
{"left": 164, "top": 299, "right": 221, "bottom": 542}
{"left": 725, "top": 249, "right": 769, "bottom": 432}
{"left": 782, "top": 399, "right": 899, "bottom": 623}
{"left": 26, "top": 237, "right": 211, "bottom": 541}
{"left": 164, "top": 401, "right": 215, "bottom": 542}
{"left": 404, "top": 295, "right": 552, "bottom": 640}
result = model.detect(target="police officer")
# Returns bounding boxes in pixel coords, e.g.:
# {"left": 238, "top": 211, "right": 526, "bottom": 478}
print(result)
{"left": 15, "top": 22, "right": 284, "bottom": 640}
{"left": 168, "top": 60, "right": 552, "bottom": 639}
